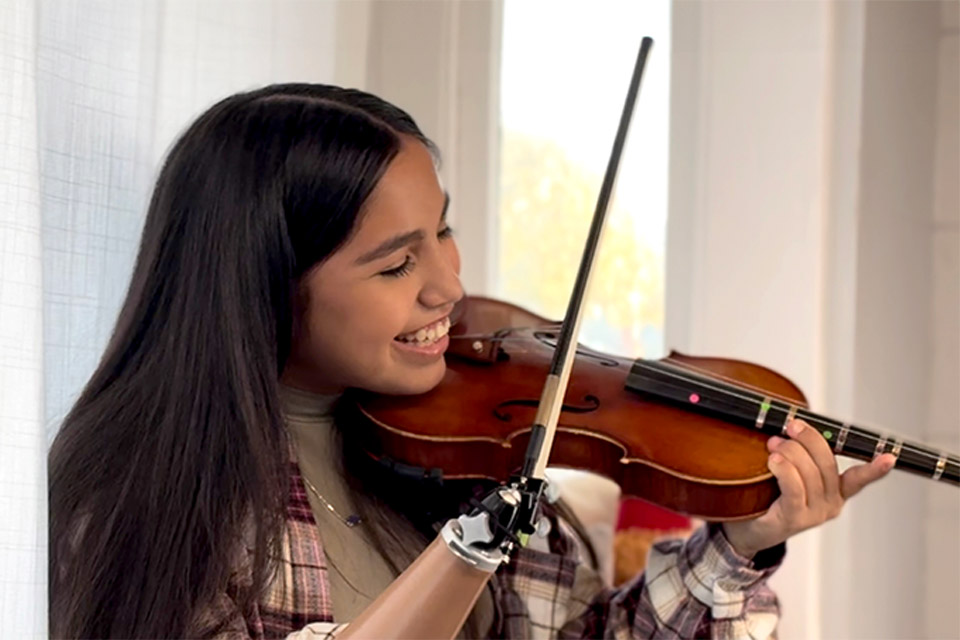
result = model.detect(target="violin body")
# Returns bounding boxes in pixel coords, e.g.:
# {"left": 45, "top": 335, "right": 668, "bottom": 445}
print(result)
{"left": 352, "top": 296, "right": 811, "bottom": 521}
{"left": 352, "top": 296, "right": 958, "bottom": 520}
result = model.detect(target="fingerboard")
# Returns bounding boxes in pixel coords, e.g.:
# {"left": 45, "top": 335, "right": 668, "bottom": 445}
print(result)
{"left": 625, "top": 359, "right": 959, "bottom": 486}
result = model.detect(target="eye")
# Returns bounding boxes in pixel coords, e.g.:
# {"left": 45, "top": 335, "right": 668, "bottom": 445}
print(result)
{"left": 379, "top": 228, "right": 453, "bottom": 278}
{"left": 380, "top": 256, "right": 414, "bottom": 278}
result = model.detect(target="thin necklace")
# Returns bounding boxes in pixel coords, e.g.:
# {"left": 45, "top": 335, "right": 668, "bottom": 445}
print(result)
{"left": 301, "top": 474, "right": 363, "bottom": 528}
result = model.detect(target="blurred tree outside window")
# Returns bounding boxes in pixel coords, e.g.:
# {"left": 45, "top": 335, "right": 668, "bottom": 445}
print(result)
{"left": 498, "top": 1, "right": 671, "bottom": 359}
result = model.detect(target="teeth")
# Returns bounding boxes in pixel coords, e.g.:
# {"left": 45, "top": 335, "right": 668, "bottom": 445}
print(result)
{"left": 398, "top": 317, "right": 450, "bottom": 344}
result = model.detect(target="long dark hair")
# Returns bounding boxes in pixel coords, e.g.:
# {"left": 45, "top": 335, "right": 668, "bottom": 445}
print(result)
{"left": 48, "top": 83, "right": 439, "bottom": 639}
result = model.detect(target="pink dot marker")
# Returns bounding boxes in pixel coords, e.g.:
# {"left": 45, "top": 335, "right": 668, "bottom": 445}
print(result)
{"left": 689, "top": 393, "right": 700, "bottom": 404}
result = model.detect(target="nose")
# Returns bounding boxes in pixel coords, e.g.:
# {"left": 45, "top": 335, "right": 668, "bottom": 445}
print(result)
{"left": 419, "top": 242, "right": 463, "bottom": 311}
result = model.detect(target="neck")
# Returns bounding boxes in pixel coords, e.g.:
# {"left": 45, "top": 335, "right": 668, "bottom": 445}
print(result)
{"left": 278, "top": 382, "right": 342, "bottom": 420}
{"left": 280, "top": 360, "right": 347, "bottom": 396}
{"left": 626, "top": 358, "right": 960, "bottom": 486}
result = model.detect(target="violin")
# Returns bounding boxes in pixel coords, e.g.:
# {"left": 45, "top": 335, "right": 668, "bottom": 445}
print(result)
{"left": 350, "top": 295, "right": 960, "bottom": 521}
{"left": 351, "top": 38, "right": 956, "bottom": 526}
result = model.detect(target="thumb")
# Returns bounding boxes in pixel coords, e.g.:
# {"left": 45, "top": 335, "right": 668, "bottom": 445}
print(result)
{"left": 841, "top": 454, "right": 895, "bottom": 499}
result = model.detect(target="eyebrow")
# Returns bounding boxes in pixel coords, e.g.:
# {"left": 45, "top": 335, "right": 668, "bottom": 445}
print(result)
{"left": 354, "top": 192, "right": 450, "bottom": 265}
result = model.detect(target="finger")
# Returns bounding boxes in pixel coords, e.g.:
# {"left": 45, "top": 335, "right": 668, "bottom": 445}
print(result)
{"left": 772, "top": 438, "right": 825, "bottom": 506}
{"left": 768, "top": 452, "right": 806, "bottom": 516}
{"left": 786, "top": 420, "right": 841, "bottom": 499}
{"left": 841, "top": 453, "right": 896, "bottom": 499}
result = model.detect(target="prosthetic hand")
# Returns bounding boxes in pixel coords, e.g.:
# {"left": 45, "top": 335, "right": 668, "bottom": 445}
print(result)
{"left": 441, "top": 476, "right": 547, "bottom": 572}
{"left": 338, "top": 476, "right": 549, "bottom": 640}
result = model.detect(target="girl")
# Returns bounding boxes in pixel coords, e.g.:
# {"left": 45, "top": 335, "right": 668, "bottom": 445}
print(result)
{"left": 48, "top": 83, "right": 894, "bottom": 639}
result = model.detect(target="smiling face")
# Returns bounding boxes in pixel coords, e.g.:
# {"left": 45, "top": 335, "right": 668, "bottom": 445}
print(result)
{"left": 280, "top": 137, "right": 463, "bottom": 396}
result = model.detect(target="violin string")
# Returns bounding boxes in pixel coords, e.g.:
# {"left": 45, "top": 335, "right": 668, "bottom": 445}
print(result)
{"left": 453, "top": 326, "right": 864, "bottom": 422}
{"left": 449, "top": 329, "right": 955, "bottom": 466}
{"left": 451, "top": 327, "right": 904, "bottom": 447}
{"left": 635, "top": 358, "right": 958, "bottom": 464}
{"left": 454, "top": 326, "right": 914, "bottom": 449}
{"left": 456, "top": 326, "right": 824, "bottom": 401}
{"left": 630, "top": 360, "right": 952, "bottom": 464}
{"left": 654, "top": 358, "right": 807, "bottom": 404}
{"left": 633, "top": 358, "right": 951, "bottom": 464}
{"left": 454, "top": 327, "right": 826, "bottom": 417}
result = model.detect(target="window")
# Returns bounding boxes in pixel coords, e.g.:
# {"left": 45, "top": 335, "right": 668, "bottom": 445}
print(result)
{"left": 497, "top": 1, "right": 671, "bottom": 359}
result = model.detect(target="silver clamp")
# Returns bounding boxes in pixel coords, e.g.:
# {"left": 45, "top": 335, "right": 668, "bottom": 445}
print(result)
{"left": 440, "top": 478, "right": 547, "bottom": 573}
{"left": 440, "top": 514, "right": 507, "bottom": 573}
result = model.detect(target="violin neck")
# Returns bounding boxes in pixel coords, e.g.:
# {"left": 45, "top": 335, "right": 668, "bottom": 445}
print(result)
{"left": 626, "top": 359, "right": 960, "bottom": 486}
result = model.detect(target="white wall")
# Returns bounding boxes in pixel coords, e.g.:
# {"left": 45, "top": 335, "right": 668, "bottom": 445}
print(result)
{"left": 359, "top": 0, "right": 501, "bottom": 296}
{"left": 668, "top": 3, "right": 832, "bottom": 636}
{"left": 668, "top": 1, "right": 959, "bottom": 638}
{"left": 925, "top": 2, "right": 960, "bottom": 637}
{"left": 846, "top": 3, "right": 941, "bottom": 637}
{"left": 153, "top": 0, "right": 338, "bottom": 167}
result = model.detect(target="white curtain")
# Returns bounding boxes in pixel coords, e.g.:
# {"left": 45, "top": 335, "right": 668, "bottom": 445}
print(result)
{"left": 1, "top": 2, "right": 46, "bottom": 637}
{"left": 0, "top": 1, "right": 338, "bottom": 635}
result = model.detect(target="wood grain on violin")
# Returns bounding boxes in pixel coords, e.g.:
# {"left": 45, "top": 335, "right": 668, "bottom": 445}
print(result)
{"left": 350, "top": 296, "right": 959, "bottom": 521}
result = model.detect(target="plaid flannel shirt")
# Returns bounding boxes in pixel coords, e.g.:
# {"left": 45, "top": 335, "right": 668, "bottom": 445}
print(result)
{"left": 196, "top": 461, "right": 783, "bottom": 640}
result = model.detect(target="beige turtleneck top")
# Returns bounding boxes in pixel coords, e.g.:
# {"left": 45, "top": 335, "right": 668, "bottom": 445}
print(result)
{"left": 278, "top": 384, "right": 494, "bottom": 632}
{"left": 278, "top": 384, "right": 398, "bottom": 621}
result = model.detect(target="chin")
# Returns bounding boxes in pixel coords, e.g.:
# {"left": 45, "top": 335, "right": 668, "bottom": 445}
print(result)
{"left": 380, "top": 360, "right": 447, "bottom": 396}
